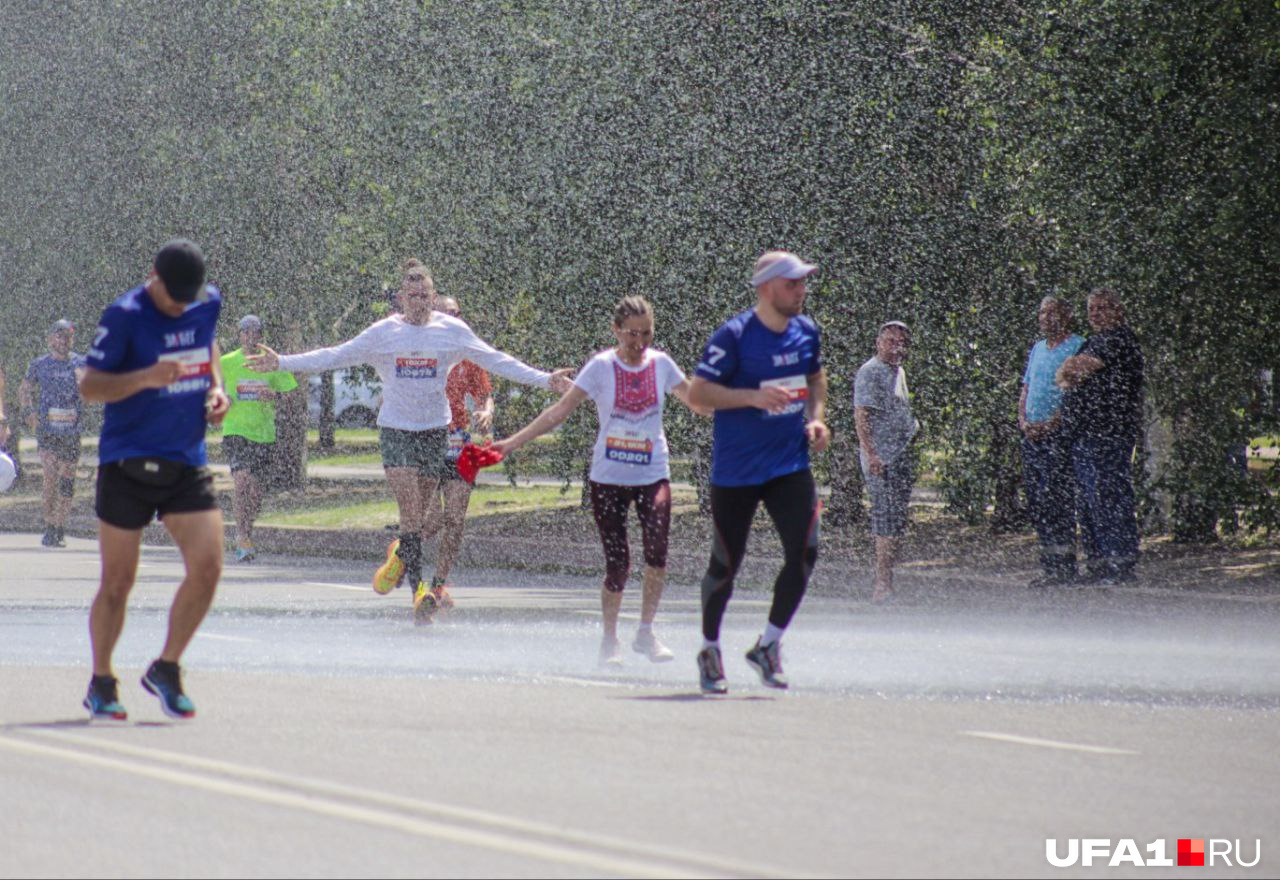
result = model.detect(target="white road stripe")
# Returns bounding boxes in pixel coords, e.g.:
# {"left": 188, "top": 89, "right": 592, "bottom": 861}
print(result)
{"left": 960, "top": 730, "right": 1139, "bottom": 755}
{"left": 13, "top": 730, "right": 807, "bottom": 879}
{"left": 303, "top": 581, "right": 369, "bottom": 592}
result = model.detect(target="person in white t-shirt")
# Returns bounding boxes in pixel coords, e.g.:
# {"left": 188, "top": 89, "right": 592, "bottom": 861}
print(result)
{"left": 249, "top": 259, "right": 571, "bottom": 624}
{"left": 494, "top": 296, "right": 706, "bottom": 665}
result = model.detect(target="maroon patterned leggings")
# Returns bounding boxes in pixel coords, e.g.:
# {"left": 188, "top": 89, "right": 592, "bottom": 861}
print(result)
{"left": 589, "top": 479, "right": 672, "bottom": 592}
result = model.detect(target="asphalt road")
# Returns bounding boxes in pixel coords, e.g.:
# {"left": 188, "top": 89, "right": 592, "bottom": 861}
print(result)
{"left": 1, "top": 533, "right": 1277, "bottom": 878}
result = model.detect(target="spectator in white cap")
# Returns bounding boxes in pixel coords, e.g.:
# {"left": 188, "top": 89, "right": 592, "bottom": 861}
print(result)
{"left": 854, "top": 320, "right": 919, "bottom": 602}
{"left": 219, "top": 314, "right": 297, "bottom": 562}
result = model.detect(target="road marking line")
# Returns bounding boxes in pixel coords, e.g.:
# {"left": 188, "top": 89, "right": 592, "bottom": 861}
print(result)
{"left": 960, "top": 730, "right": 1139, "bottom": 755}
{"left": 16, "top": 730, "right": 806, "bottom": 879}
{"left": 303, "top": 581, "right": 369, "bottom": 592}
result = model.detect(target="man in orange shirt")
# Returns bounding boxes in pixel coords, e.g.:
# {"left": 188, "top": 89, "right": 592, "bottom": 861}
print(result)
{"left": 419, "top": 296, "right": 495, "bottom": 607}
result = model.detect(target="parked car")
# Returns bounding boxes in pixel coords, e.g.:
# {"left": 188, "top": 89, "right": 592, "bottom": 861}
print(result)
{"left": 307, "top": 367, "right": 382, "bottom": 428}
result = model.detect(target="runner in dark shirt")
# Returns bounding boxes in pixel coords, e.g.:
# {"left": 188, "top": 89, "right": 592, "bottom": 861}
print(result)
{"left": 78, "top": 240, "right": 231, "bottom": 722}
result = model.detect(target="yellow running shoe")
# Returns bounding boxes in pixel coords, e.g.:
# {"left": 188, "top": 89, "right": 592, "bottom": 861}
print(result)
{"left": 412, "top": 581, "right": 437, "bottom": 626}
{"left": 372, "top": 539, "right": 405, "bottom": 595}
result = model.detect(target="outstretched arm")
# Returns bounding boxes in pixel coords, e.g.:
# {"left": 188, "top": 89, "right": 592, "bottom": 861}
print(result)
{"left": 492, "top": 386, "right": 589, "bottom": 457}
{"left": 670, "top": 379, "right": 712, "bottom": 417}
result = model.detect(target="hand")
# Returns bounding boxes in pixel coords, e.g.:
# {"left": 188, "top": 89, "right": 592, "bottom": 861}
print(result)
{"left": 491, "top": 438, "right": 513, "bottom": 458}
{"left": 144, "top": 360, "right": 184, "bottom": 388}
{"left": 548, "top": 368, "right": 574, "bottom": 394}
{"left": 472, "top": 409, "right": 494, "bottom": 433}
{"left": 753, "top": 386, "right": 793, "bottom": 414}
{"left": 246, "top": 345, "right": 281, "bottom": 372}
{"left": 205, "top": 387, "right": 231, "bottom": 425}
{"left": 806, "top": 420, "right": 831, "bottom": 453}
{"left": 867, "top": 451, "right": 885, "bottom": 477}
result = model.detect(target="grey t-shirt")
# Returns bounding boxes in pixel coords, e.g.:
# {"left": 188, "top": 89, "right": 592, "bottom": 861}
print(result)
{"left": 854, "top": 356, "right": 917, "bottom": 467}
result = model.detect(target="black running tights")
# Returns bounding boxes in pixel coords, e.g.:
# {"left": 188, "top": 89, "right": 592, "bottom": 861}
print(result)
{"left": 700, "top": 469, "right": 820, "bottom": 642}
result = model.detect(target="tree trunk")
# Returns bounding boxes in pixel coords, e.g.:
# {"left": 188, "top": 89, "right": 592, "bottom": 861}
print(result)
{"left": 272, "top": 382, "right": 308, "bottom": 492}
{"left": 990, "top": 414, "right": 1027, "bottom": 533}
{"left": 824, "top": 429, "right": 865, "bottom": 526}
{"left": 318, "top": 371, "right": 336, "bottom": 452}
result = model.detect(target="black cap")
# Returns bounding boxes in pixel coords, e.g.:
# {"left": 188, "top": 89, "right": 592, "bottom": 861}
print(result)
{"left": 154, "top": 239, "right": 207, "bottom": 304}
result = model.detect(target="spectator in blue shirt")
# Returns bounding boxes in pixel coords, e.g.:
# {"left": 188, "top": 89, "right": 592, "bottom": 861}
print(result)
{"left": 19, "top": 319, "right": 86, "bottom": 547}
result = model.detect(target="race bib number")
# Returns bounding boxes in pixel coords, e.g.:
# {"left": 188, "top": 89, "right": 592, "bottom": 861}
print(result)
{"left": 760, "top": 374, "right": 808, "bottom": 418}
{"left": 236, "top": 379, "right": 270, "bottom": 401}
{"left": 395, "top": 356, "right": 438, "bottom": 379}
{"left": 605, "top": 430, "right": 653, "bottom": 466}
{"left": 447, "top": 429, "right": 470, "bottom": 461}
{"left": 158, "top": 347, "right": 212, "bottom": 396}
{"left": 46, "top": 407, "right": 77, "bottom": 428}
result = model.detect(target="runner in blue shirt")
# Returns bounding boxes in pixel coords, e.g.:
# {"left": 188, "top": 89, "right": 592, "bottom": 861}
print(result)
{"left": 687, "top": 251, "right": 830, "bottom": 693}
{"left": 78, "top": 239, "right": 231, "bottom": 722}
{"left": 19, "top": 319, "right": 86, "bottom": 547}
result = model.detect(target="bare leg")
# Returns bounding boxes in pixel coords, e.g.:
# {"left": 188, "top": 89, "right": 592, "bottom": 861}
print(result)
{"left": 434, "top": 479, "right": 473, "bottom": 582}
{"left": 639, "top": 565, "right": 666, "bottom": 626}
{"left": 52, "top": 455, "right": 77, "bottom": 528}
{"left": 385, "top": 467, "right": 426, "bottom": 533}
{"left": 40, "top": 450, "right": 58, "bottom": 527}
{"left": 415, "top": 474, "right": 443, "bottom": 570}
{"left": 159, "top": 509, "right": 224, "bottom": 662}
{"left": 601, "top": 588, "right": 624, "bottom": 640}
{"left": 232, "top": 469, "right": 262, "bottom": 547}
{"left": 89, "top": 521, "right": 143, "bottom": 676}
{"left": 873, "top": 535, "right": 898, "bottom": 601}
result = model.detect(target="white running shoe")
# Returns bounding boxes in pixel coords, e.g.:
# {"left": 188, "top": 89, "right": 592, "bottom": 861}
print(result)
{"left": 598, "top": 636, "right": 624, "bottom": 667}
{"left": 632, "top": 630, "right": 675, "bottom": 663}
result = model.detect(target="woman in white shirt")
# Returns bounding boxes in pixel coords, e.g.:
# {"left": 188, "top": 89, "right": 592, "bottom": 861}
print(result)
{"left": 250, "top": 260, "right": 570, "bottom": 623}
{"left": 494, "top": 296, "right": 705, "bottom": 665}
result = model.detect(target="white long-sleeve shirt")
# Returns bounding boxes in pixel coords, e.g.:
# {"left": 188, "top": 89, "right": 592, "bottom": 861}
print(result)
{"left": 280, "top": 313, "right": 551, "bottom": 431}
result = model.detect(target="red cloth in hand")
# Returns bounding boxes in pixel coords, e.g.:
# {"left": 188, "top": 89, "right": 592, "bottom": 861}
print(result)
{"left": 456, "top": 442, "right": 504, "bottom": 484}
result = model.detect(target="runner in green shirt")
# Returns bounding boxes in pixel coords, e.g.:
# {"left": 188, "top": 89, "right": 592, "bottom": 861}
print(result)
{"left": 221, "top": 315, "right": 297, "bottom": 561}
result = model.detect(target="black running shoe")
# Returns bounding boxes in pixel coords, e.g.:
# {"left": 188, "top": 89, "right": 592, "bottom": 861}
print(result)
{"left": 745, "top": 638, "right": 789, "bottom": 689}
{"left": 83, "top": 676, "right": 128, "bottom": 722}
{"left": 697, "top": 646, "right": 728, "bottom": 694}
{"left": 141, "top": 660, "right": 196, "bottom": 719}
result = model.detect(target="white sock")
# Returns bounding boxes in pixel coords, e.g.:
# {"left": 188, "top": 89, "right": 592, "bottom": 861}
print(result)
{"left": 702, "top": 639, "right": 719, "bottom": 651}
{"left": 637, "top": 622, "right": 653, "bottom": 635}
{"left": 761, "top": 623, "right": 785, "bottom": 647}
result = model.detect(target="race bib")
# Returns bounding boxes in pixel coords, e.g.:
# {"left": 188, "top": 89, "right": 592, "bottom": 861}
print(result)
{"left": 760, "top": 374, "right": 808, "bottom": 418}
{"left": 46, "top": 407, "right": 77, "bottom": 429}
{"left": 236, "top": 379, "right": 270, "bottom": 401}
{"left": 447, "top": 429, "right": 470, "bottom": 461}
{"left": 158, "top": 347, "right": 212, "bottom": 396}
{"left": 605, "top": 430, "right": 653, "bottom": 466}
{"left": 395, "top": 355, "right": 438, "bottom": 379}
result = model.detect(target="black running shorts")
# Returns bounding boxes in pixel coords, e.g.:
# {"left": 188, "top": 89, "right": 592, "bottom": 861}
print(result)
{"left": 95, "top": 459, "right": 219, "bottom": 530}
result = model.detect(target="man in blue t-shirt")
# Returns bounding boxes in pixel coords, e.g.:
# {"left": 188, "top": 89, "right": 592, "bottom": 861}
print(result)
{"left": 78, "top": 239, "right": 231, "bottom": 723}
{"left": 1018, "top": 297, "right": 1085, "bottom": 587}
{"left": 687, "top": 250, "right": 830, "bottom": 694}
{"left": 19, "top": 319, "right": 86, "bottom": 547}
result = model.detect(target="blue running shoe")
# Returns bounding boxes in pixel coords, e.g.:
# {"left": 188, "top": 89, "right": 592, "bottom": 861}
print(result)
{"left": 83, "top": 676, "right": 128, "bottom": 722}
{"left": 141, "top": 660, "right": 196, "bottom": 719}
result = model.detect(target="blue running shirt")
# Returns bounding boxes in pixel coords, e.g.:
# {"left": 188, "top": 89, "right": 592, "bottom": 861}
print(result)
{"left": 695, "top": 309, "right": 822, "bottom": 486}
{"left": 86, "top": 284, "right": 223, "bottom": 466}
{"left": 25, "top": 353, "right": 86, "bottom": 435}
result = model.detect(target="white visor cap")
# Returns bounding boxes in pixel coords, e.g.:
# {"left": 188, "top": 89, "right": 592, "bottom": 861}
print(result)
{"left": 750, "top": 252, "right": 818, "bottom": 287}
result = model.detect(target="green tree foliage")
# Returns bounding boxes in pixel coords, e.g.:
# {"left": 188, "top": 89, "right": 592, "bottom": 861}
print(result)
{"left": 1, "top": 0, "right": 1274, "bottom": 538}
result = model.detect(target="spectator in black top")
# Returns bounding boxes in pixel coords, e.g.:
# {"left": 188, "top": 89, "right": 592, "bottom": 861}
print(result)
{"left": 1056, "top": 287, "right": 1144, "bottom": 584}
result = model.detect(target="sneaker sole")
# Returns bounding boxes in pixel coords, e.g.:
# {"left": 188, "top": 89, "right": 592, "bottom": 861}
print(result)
{"left": 140, "top": 677, "right": 195, "bottom": 719}
{"left": 633, "top": 645, "right": 675, "bottom": 663}
{"left": 413, "top": 593, "right": 438, "bottom": 626}
{"left": 700, "top": 680, "right": 729, "bottom": 695}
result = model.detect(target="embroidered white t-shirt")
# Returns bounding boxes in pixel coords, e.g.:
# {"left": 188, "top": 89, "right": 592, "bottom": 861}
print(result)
{"left": 572, "top": 348, "right": 686, "bottom": 486}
